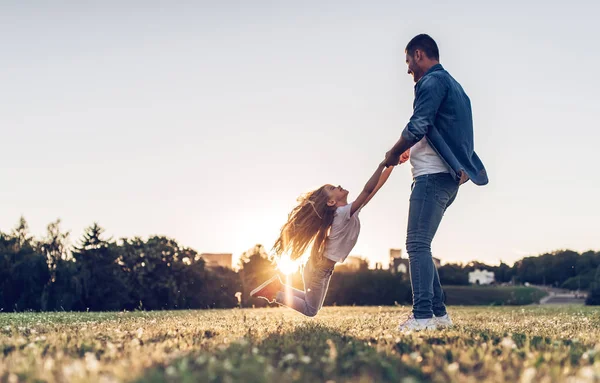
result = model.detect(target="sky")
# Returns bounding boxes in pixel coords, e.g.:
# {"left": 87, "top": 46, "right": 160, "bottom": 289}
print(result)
{"left": 1, "top": 1, "right": 599, "bottom": 268}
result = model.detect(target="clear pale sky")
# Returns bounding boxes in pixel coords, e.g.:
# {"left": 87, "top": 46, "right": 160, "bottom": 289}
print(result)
{"left": 1, "top": 1, "right": 598, "bottom": 268}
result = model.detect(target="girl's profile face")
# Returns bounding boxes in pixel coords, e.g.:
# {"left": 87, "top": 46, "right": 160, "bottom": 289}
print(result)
{"left": 324, "top": 184, "right": 348, "bottom": 207}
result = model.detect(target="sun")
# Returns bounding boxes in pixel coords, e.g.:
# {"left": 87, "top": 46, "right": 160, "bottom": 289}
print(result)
{"left": 276, "top": 254, "right": 299, "bottom": 275}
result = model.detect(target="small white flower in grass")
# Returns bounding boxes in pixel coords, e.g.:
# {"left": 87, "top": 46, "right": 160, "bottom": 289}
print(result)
{"left": 282, "top": 353, "right": 296, "bottom": 362}
{"left": 252, "top": 347, "right": 259, "bottom": 355}
{"left": 63, "top": 361, "right": 85, "bottom": 378}
{"left": 326, "top": 339, "right": 338, "bottom": 361}
{"left": 578, "top": 366, "right": 595, "bottom": 379}
{"left": 136, "top": 327, "right": 143, "bottom": 339}
{"left": 300, "top": 356, "right": 311, "bottom": 364}
{"left": 520, "top": 367, "right": 536, "bottom": 383}
{"left": 85, "top": 352, "right": 99, "bottom": 373}
{"left": 99, "top": 376, "right": 119, "bottom": 383}
{"left": 44, "top": 358, "right": 55, "bottom": 371}
{"left": 165, "top": 366, "right": 177, "bottom": 376}
{"left": 447, "top": 363, "right": 459, "bottom": 373}
{"left": 501, "top": 337, "right": 516, "bottom": 349}
{"left": 409, "top": 352, "right": 423, "bottom": 363}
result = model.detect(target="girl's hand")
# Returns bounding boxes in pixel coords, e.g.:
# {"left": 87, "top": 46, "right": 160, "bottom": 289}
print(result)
{"left": 399, "top": 149, "right": 410, "bottom": 164}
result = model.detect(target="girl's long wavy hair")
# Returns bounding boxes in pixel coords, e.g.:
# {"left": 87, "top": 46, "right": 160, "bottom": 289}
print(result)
{"left": 272, "top": 185, "right": 336, "bottom": 261}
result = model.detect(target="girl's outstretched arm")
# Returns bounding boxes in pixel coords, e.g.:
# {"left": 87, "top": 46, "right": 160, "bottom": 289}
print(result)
{"left": 362, "top": 149, "right": 409, "bottom": 209}
{"left": 350, "top": 163, "right": 386, "bottom": 216}
{"left": 360, "top": 165, "right": 394, "bottom": 209}
{"left": 350, "top": 149, "right": 409, "bottom": 216}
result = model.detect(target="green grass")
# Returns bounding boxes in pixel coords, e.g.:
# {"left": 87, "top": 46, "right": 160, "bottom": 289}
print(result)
{"left": 1, "top": 306, "right": 600, "bottom": 382}
{"left": 444, "top": 286, "right": 548, "bottom": 305}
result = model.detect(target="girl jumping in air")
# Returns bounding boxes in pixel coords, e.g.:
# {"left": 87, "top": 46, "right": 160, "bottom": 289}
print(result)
{"left": 250, "top": 157, "right": 404, "bottom": 317}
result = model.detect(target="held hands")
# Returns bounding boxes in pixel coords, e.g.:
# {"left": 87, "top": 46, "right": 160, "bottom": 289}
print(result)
{"left": 383, "top": 148, "right": 410, "bottom": 167}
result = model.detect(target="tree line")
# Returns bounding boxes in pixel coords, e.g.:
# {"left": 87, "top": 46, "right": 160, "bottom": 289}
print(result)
{"left": 438, "top": 250, "right": 600, "bottom": 291}
{"left": 1, "top": 217, "right": 598, "bottom": 311}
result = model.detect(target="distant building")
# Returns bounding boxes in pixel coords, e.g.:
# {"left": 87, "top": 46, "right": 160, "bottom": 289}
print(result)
{"left": 332, "top": 255, "right": 367, "bottom": 271}
{"left": 200, "top": 253, "right": 232, "bottom": 269}
{"left": 344, "top": 255, "right": 363, "bottom": 271}
{"left": 469, "top": 269, "right": 495, "bottom": 285}
{"left": 390, "top": 248, "right": 441, "bottom": 274}
{"left": 390, "top": 248, "right": 402, "bottom": 260}
{"left": 389, "top": 249, "right": 409, "bottom": 274}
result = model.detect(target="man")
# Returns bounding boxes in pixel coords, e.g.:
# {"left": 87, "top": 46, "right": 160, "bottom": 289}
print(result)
{"left": 384, "top": 34, "right": 488, "bottom": 331}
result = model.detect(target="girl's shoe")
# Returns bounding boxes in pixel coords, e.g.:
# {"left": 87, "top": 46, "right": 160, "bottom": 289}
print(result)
{"left": 250, "top": 275, "right": 282, "bottom": 303}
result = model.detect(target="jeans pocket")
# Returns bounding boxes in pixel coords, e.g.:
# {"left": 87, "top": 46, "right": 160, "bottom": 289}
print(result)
{"left": 433, "top": 175, "right": 457, "bottom": 209}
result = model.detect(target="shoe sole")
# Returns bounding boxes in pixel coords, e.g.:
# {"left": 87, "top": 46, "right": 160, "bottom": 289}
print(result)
{"left": 250, "top": 275, "right": 279, "bottom": 298}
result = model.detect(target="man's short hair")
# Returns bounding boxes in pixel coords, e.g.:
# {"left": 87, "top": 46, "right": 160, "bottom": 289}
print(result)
{"left": 406, "top": 34, "right": 439, "bottom": 60}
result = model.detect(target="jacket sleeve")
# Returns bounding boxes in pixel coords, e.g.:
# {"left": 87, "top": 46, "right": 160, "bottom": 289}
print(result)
{"left": 401, "top": 75, "right": 447, "bottom": 144}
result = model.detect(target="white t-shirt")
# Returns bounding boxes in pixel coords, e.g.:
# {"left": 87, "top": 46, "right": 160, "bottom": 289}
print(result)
{"left": 410, "top": 137, "right": 449, "bottom": 178}
{"left": 323, "top": 203, "right": 360, "bottom": 263}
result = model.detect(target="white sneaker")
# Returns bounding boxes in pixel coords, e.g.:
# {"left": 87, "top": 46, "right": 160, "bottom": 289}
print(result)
{"left": 433, "top": 314, "right": 453, "bottom": 328}
{"left": 398, "top": 314, "right": 436, "bottom": 332}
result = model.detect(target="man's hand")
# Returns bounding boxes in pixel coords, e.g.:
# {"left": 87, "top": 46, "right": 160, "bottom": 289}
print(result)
{"left": 384, "top": 150, "right": 400, "bottom": 167}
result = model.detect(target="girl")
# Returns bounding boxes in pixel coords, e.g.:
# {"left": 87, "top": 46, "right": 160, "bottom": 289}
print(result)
{"left": 250, "top": 160, "right": 397, "bottom": 317}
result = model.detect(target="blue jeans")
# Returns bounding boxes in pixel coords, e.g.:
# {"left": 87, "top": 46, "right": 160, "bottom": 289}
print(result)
{"left": 407, "top": 172, "right": 459, "bottom": 319}
{"left": 275, "top": 255, "right": 335, "bottom": 317}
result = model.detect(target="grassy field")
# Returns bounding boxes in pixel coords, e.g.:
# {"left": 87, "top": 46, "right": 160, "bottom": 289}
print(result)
{"left": 1, "top": 306, "right": 600, "bottom": 383}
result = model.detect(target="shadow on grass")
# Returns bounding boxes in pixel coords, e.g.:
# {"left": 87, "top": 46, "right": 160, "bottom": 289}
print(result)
{"left": 136, "top": 322, "right": 424, "bottom": 383}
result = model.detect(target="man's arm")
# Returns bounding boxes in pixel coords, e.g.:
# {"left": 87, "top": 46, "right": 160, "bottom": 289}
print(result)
{"left": 350, "top": 163, "right": 386, "bottom": 216}
{"left": 384, "top": 75, "right": 447, "bottom": 166}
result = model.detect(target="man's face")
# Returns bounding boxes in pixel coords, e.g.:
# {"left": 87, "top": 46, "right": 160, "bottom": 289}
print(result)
{"left": 405, "top": 51, "right": 423, "bottom": 83}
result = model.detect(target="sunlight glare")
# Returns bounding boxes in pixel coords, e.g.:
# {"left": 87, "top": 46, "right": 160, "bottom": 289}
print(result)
{"left": 276, "top": 254, "right": 299, "bottom": 275}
